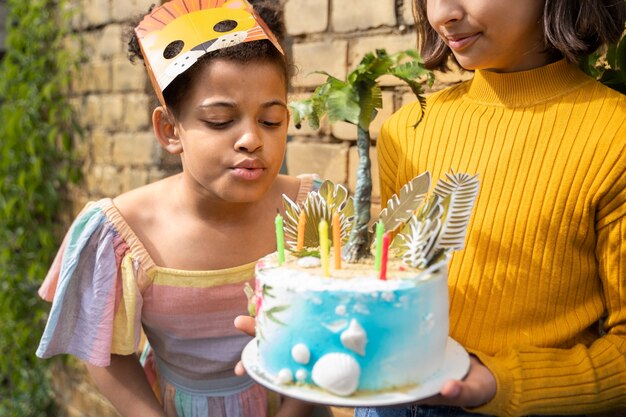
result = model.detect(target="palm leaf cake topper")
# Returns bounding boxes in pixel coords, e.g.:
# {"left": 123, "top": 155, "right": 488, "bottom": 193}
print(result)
{"left": 282, "top": 170, "right": 479, "bottom": 270}
{"left": 282, "top": 181, "right": 354, "bottom": 249}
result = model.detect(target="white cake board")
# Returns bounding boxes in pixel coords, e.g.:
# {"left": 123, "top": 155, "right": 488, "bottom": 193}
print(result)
{"left": 242, "top": 337, "right": 470, "bottom": 407}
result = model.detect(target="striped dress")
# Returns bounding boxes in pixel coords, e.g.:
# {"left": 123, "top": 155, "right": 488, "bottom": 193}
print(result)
{"left": 37, "top": 175, "right": 321, "bottom": 417}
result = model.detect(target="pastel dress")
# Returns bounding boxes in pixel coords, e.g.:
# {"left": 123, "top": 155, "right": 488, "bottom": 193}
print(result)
{"left": 36, "top": 175, "right": 322, "bottom": 417}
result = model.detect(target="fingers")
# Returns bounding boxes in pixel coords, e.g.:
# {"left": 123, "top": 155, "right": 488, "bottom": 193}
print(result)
{"left": 234, "top": 360, "right": 246, "bottom": 376}
{"left": 234, "top": 315, "right": 256, "bottom": 337}
{"left": 439, "top": 380, "right": 464, "bottom": 402}
{"left": 433, "top": 356, "right": 496, "bottom": 408}
{"left": 233, "top": 316, "right": 256, "bottom": 377}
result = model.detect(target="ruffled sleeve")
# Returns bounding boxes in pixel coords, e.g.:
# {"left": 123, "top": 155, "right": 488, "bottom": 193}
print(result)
{"left": 37, "top": 200, "right": 144, "bottom": 367}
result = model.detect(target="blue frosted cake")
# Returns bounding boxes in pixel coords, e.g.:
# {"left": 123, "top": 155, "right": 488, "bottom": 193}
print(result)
{"left": 251, "top": 171, "right": 478, "bottom": 397}
{"left": 254, "top": 253, "right": 449, "bottom": 396}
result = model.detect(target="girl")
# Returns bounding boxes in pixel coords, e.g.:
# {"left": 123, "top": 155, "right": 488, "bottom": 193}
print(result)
{"left": 36, "top": 1, "right": 319, "bottom": 416}
{"left": 358, "top": 0, "right": 626, "bottom": 416}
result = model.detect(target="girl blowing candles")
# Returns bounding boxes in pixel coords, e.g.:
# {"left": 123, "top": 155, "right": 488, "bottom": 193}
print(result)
{"left": 36, "top": 0, "right": 321, "bottom": 416}
{"left": 357, "top": 0, "right": 626, "bottom": 416}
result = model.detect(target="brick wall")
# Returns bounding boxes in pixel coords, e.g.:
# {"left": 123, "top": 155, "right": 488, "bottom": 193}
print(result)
{"left": 52, "top": 0, "right": 467, "bottom": 415}
{"left": 65, "top": 0, "right": 175, "bottom": 217}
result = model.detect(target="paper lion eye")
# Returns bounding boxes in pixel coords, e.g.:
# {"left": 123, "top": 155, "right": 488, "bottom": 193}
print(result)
{"left": 213, "top": 19, "right": 238, "bottom": 33}
{"left": 163, "top": 40, "right": 185, "bottom": 59}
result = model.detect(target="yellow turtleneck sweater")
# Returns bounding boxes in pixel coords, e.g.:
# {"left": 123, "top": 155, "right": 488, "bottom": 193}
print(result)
{"left": 377, "top": 59, "right": 626, "bottom": 416}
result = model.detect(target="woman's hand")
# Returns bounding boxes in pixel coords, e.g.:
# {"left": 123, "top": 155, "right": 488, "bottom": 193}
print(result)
{"left": 417, "top": 355, "right": 496, "bottom": 408}
{"left": 234, "top": 315, "right": 256, "bottom": 376}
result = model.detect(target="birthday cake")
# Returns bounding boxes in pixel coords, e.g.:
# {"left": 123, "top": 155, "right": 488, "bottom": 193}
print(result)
{"left": 249, "top": 171, "right": 479, "bottom": 397}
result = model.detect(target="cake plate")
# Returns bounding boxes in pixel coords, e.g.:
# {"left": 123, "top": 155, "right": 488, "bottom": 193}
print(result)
{"left": 241, "top": 337, "right": 470, "bottom": 407}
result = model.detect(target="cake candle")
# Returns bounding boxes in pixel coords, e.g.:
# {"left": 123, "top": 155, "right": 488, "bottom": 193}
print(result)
{"left": 380, "top": 232, "right": 391, "bottom": 280}
{"left": 275, "top": 211, "right": 285, "bottom": 265}
{"left": 296, "top": 210, "right": 306, "bottom": 251}
{"left": 374, "top": 220, "right": 384, "bottom": 271}
{"left": 319, "top": 219, "right": 330, "bottom": 277}
{"left": 332, "top": 212, "right": 341, "bottom": 269}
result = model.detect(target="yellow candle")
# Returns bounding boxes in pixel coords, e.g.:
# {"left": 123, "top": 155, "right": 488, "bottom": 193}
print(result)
{"left": 296, "top": 210, "right": 306, "bottom": 251}
{"left": 275, "top": 212, "right": 285, "bottom": 265}
{"left": 319, "top": 219, "right": 330, "bottom": 277}
{"left": 332, "top": 212, "right": 341, "bottom": 269}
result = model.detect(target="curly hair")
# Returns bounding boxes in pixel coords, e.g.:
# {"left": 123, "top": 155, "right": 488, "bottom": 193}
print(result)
{"left": 413, "top": 0, "right": 626, "bottom": 71}
{"left": 126, "top": 0, "right": 292, "bottom": 115}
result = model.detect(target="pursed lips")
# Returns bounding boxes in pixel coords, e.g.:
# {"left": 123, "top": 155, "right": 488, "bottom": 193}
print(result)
{"left": 231, "top": 159, "right": 266, "bottom": 180}
{"left": 233, "top": 159, "right": 265, "bottom": 169}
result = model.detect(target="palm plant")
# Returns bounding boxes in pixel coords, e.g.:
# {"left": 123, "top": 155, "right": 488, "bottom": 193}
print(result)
{"left": 290, "top": 49, "right": 433, "bottom": 262}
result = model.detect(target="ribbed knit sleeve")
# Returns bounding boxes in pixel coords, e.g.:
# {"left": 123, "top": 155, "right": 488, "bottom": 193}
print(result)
{"left": 377, "top": 59, "right": 626, "bottom": 416}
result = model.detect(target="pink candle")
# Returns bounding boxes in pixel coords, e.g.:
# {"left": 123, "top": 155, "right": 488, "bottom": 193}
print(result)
{"left": 332, "top": 212, "right": 341, "bottom": 269}
{"left": 379, "top": 232, "right": 391, "bottom": 280}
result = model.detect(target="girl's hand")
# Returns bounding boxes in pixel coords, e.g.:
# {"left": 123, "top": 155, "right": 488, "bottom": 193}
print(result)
{"left": 417, "top": 355, "right": 496, "bottom": 408}
{"left": 234, "top": 315, "right": 256, "bottom": 376}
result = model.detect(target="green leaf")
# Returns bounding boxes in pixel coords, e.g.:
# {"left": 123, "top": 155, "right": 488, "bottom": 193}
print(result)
{"left": 326, "top": 87, "right": 360, "bottom": 124}
{"left": 288, "top": 99, "right": 316, "bottom": 129}
{"left": 357, "top": 85, "right": 382, "bottom": 130}
{"left": 617, "top": 35, "right": 626, "bottom": 72}
{"left": 265, "top": 305, "right": 290, "bottom": 326}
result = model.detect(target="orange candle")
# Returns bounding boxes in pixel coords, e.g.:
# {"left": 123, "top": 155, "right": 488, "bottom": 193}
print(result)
{"left": 332, "top": 212, "right": 342, "bottom": 269}
{"left": 296, "top": 210, "right": 306, "bottom": 251}
{"left": 379, "top": 232, "right": 391, "bottom": 280}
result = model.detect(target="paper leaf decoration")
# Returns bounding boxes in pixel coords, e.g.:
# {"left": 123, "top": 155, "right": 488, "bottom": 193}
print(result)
{"left": 282, "top": 180, "right": 354, "bottom": 249}
{"left": 395, "top": 216, "right": 442, "bottom": 268}
{"left": 377, "top": 171, "right": 431, "bottom": 234}
{"left": 391, "top": 195, "right": 444, "bottom": 260}
{"left": 431, "top": 171, "right": 480, "bottom": 252}
{"left": 390, "top": 170, "right": 479, "bottom": 269}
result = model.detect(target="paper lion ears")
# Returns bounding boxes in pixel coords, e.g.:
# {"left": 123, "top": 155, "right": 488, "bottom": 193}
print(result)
{"left": 135, "top": 0, "right": 284, "bottom": 106}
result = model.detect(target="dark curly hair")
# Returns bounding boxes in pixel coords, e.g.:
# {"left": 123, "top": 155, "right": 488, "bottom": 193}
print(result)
{"left": 126, "top": 0, "right": 291, "bottom": 115}
{"left": 413, "top": 0, "right": 626, "bottom": 71}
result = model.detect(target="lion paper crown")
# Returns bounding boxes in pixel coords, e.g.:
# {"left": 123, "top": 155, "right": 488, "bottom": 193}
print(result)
{"left": 135, "top": 0, "right": 284, "bottom": 106}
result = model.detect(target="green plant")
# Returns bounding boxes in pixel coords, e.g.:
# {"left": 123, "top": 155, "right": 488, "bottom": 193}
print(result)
{"left": 580, "top": 0, "right": 626, "bottom": 94}
{"left": 290, "top": 49, "right": 433, "bottom": 261}
{"left": 0, "top": 0, "right": 81, "bottom": 415}
{"left": 580, "top": 33, "right": 626, "bottom": 94}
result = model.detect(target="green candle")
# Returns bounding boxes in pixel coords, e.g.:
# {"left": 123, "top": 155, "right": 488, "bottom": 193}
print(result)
{"left": 275, "top": 212, "right": 285, "bottom": 265}
{"left": 375, "top": 220, "right": 384, "bottom": 271}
